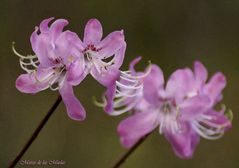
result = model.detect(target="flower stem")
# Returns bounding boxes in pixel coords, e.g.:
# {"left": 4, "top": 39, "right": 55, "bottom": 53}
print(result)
{"left": 9, "top": 95, "right": 62, "bottom": 168}
{"left": 112, "top": 133, "right": 151, "bottom": 168}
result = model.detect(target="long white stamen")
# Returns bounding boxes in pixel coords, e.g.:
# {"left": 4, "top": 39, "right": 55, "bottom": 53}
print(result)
{"left": 48, "top": 75, "right": 63, "bottom": 91}
{"left": 198, "top": 117, "right": 228, "bottom": 130}
{"left": 122, "top": 70, "right": 130, "bottom": 73}
{"left": 13, "top": 43, "right": 40, "bottom": 73}
{"left": 120, "top": 66, "right": 151, "bottom": 79}
{"left": 105, "top": 56, "right": 116, "bottom": 65}
{"left": 48, "top": 68, "right": 66, "bottom": 91}
{"left": 192, "top": 121, "right": 224, "bottom": 140}
{"left": 19, "top": 59, "right": 39, "bottom": 67}
{"left": 119, "top": 75, "right": 139, "bottom": 83}
{"left": 49, "top": 83, "right": 60, "bottom": 91}
{"left": 33, "top": 71, "right": 55, "bottom": 84}
{"left": 115, "top": 89, "right": 141, "bottom": 98}
{"left": 19, "top": 62, "right": 34, "bottom": 73}
{"left": 109, "top": 101, "right": 138, "bottom": 116}
{"left": 93, "top": 96, "right": 107, "bottom": 107}
{"left": 12, "top": 42, "right": 37, "bottom": 59}
{"left": 116, "top": 80, "right": 141, "bottom": 90}
{"left": 116, "top": 81, "right": 142, "bottom": 90}
{"left": 113, "top": 97, "right": 127, "bottom": 108}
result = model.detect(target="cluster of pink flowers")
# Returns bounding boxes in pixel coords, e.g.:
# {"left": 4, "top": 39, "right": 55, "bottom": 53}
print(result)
{"left": 15, "top": 18, "right": 125, "bottom": 121}
{"left": 112, "top": 58, "right": 232, "bottom": 158}
{"left": 15, "top": 17, "right": 232, "bottom": 159}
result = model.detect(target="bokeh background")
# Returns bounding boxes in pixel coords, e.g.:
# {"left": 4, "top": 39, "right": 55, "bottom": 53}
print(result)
{"left": 1, "top": 0, "right": 239, "bottom": 167}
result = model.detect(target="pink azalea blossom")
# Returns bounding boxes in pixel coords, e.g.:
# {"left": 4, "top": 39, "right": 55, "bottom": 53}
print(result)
{"left": 15, "top": 18, "right": 87, "bottom": 121}
{"left": 15, "top": 17, "right": 126, "bottom": 120}
{"left": 116, "top": 60, "right": 231, "bottom": 159}
{"left": 73, "top": 18, "right": 126, "bottom": 114}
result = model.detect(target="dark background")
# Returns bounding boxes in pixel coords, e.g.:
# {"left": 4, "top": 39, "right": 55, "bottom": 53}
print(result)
{"left": 1, "top": 0, "right": 239, "bottom": 167}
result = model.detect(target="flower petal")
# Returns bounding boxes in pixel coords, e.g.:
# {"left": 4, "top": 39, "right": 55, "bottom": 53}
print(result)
{"left": 97, "top": 30, "right": 125, "bottom": 58}
{"left": 164, "top": 122, "right": 200, "bottom": 159}
{"left": 204, "top": 72, "right": 226, "bottom": 104}
{"left": 39, "top": 17, "right": 54, "bottom": 33}
{"left": 91, "top": 66, "right": 120, "bottom": 87}
{"left": 30, "top": 28, "right": 52, "bottom": 66}
{"left": 104, "top": 83, "right": 116, "bottom": 113}
{"left": 66, "top": 58, "right": 89, "bottom": 86}
{"left": 180, "top": 95, "right": 211, "bottom": 120}
{"left": 194, "top": 61, "right": 208, "bottom": 86}
{"left": 129, "top": 56, "right": 142, "bottom": 75}
{"left": 59, "top": 82, "right": 86, "bottom": 121}
{"left": 143, "top": 64, "right": 164, "bottom": 105}
{"left": 15, "top": 68, "right": 53, "bottom": 94}
{"left": 112, "top": 42, "right": 126, "bottom": 69}
{"left": 50, "top": 19, "right": 69, "bottom": 42}
{"left": 118, "top": 111, "right": 158, "bottom": 148}
{"left": 54, "top": 31, "right": 84, "bottom": 64}
{"left": 204, "top": 109, "right": 232, "bottom": 131}
{"left": 166, "top": 68, "right": 195, "bottom": 102}
{"left": 83, "top": 19, "right": 103, "bottom": 45}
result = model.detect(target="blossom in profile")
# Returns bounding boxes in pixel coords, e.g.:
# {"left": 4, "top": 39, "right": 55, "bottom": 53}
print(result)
{"left": 75, "top": 18, "right": 126, "bottom": 114}
{"left": 116, "top": 60, "right": 232, "bottom": 159}
{"left": 15, "top": 18, "right": 87, "bottom": 121}
{"left": 15, "top": 17, "right": 126, "bottom": 120}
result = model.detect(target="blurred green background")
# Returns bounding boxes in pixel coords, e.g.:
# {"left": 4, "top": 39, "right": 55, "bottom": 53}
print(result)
{"left": 1, "top": 0, "right": 239, "bottom": 167}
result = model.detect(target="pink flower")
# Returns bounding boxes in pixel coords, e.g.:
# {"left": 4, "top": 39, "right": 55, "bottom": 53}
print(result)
{"left": 15, "top": 17, "right": 126, "bottom": 120}
{"left": 69, "top": 18, "right": 126, "bottom": 114}
{"left": 15, "top": 18, "right": 86, "bottom": 121}
{"left": 116, "top": 60, "right": 232, "bottom": 159}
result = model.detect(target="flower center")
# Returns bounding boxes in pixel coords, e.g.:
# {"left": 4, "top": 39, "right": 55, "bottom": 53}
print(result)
{"left": 161, "top": 102, "right": 174, "bottom": 114}
{"left": 82, "top": 45, "right": 116, "bottom": 74}
{"left": 82, "top": 44, "right": 101, "bottom": 61}
{"left": 158, "top": 101, "right": 181, "bottom": 134}
{"left": 84, "top": 52, "right": 93, "bottom": 62}
{"left": 83, "top": 44, "right": 100, "bottom": 53}
{"left": 33, "top": 65, "right": 66, "bottom": 91}
{"left": 51, "top": 57, "right": 62, "bottom": 64}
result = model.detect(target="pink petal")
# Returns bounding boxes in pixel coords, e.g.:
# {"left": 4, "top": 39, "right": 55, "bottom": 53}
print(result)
{"left": 129, "top": 56, "right": 142, "bottom": 75}
{"left": 39, "top": 17, "right": 54, "bottom": 33}
{"left": 97, "top": 30, "right": 125, "bottom": 58}
{"left": 166, "top": 68, "right": 195, "bottom": 102}
{"left": 54, "top": 31, "right": 84, "bottom": 64}
{"left": 83, "top": 19, "right": 103, "bottom": 45}
{"left": 59, "top": 82, "right": 86, "bottom": 121}
{"left": 143, "top": 64, "right": 164, "bottom": 105}
{"left": 104, "top": 83, "right": 116, "bottom": 114}
{"left": 204, "top": 109, "right": 232, "bottom": 131}
{"left": 91, "top": 66, "right": 120, "bottom": 87}
{"left": 66, "top": 59, "right": 89, "bottom": 86}
{"left": 118, "top": 111, "right": 158, "bottom": 148}
{"left": 50, "top": 19, "right": 69, "bottom": 42}
{"left": 180, "top": 95, "right": 211, "bottom": 120}
{"left": 164, "top": 122, "right": 200, "bottom": 159}
{"left": 30, "top": 28, "right": 52, "bottom": 66}
{"left": 112, "top": 42, "right": 126, "bottom": 69}
{"left": 15, "top": 68, "right": 53, "bottom": 94}
{"left": 204, "top": 72, "right": 226, "bottom": 104}
{"left": 194, "top": 61, "right": 208, "bottom": 87}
